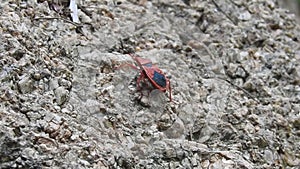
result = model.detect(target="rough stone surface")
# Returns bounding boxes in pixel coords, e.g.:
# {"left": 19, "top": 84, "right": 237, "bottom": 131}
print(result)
{"left": 0, "top": 0, "right": 300, "bottom": 168}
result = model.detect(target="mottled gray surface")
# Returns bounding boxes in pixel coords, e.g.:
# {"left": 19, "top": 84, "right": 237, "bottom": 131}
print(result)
{"left": 0, "top": 0, "right": 300, "bottom": 168}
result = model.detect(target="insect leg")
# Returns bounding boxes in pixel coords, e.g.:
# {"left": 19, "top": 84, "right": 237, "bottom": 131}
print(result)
{"left": 136, "top": 71, "right": 148, "bottom": 100}
{"left": 114, "top": 63, "right": 138, "bottom": 70}
{"left": 136, "top": 71, "right": 146, "bottom": 91}
{"left": 168, "top": 81, "right": 172, "bottom": 102}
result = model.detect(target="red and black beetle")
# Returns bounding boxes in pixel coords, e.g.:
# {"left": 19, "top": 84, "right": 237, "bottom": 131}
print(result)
{"left": 119, "top": 53, "right": 172, "bottom": 102}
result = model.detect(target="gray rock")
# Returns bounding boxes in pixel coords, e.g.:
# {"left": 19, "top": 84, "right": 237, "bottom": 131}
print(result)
{"left": 238, "top": 11, "right": 252, "bottom": 21}
{"left": 54, "top": 86, "right": 69, "bottom": 105}
{"left": 18, "top": 75, "right": 34, "bottom": 93}
{"left": 58, "top": 78, "right": 72, "bottom": 89}
{"left": 163, "top": 117, "right": 185, "bottom": 139}
{"left": 49, "top": 78, "right": 60, "bottom": 90}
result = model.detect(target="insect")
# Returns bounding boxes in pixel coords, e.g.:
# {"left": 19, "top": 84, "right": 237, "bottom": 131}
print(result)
{"left": 118, "top": 53, "right": 172, "bottom": 102}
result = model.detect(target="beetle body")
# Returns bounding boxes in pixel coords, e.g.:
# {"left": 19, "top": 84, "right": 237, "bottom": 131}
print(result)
{"left": 129, "top": 54, "right": 172, "bottom": 102}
